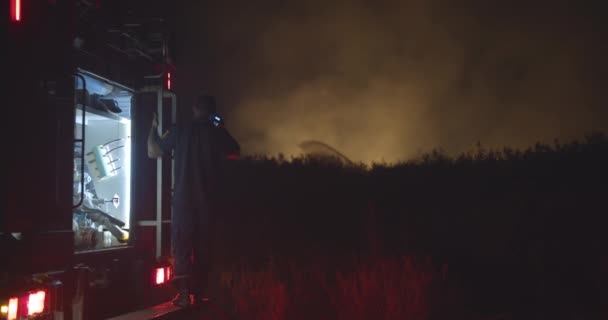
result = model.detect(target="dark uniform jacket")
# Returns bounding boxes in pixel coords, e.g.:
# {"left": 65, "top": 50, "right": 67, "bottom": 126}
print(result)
{"left": 155, "top": 119, "right": 240, "bottom": 209}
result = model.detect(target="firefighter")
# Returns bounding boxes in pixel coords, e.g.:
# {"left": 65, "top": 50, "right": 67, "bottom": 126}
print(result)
{"left": 147, "top": 94, "right": 240, "bottom": 307}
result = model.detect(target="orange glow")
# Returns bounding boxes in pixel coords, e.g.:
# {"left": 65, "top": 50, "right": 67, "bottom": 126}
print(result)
{"left": 7, "top": 298, "right": 17, "bottom": 320}
{"left": 155, "top": 267, "right": 165, "bottom": 284}
{"left": 166, "top": 266, "right": 172, "bottom": 280}
{"left": 27, "top": 291, "right": 46, "bottom": 315}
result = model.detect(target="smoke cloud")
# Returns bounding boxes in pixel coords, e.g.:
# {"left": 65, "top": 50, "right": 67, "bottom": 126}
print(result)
{"left": 175, "top": 0, "right": 608, "bottom": 163}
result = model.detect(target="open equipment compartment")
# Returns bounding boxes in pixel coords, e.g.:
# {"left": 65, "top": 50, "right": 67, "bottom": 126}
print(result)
{"left": 73, "top": 70, "right": 134, "bottom": 252}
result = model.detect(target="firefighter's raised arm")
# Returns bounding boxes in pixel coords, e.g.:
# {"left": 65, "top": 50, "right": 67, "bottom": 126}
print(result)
{"left": 147, "top": 113, "right": 176, "bottom": 158}
{"left": 219, "top": 126, "right": 240, "bottom": 160}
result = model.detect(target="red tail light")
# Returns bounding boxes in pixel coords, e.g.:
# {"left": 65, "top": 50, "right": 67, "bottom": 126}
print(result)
{"left": 5, "top": 290, "right": 47, "bottom": 320}
{"left": 10, "top": 0, "right": 21, "bottom": 22}
{"left": 7, "top": 298, "right": 18, "bottom": 320}
{"left": 166, "top": 72, "right": 171, "bottom": 90}
{"left": 165, "top": 266, "right": 172, "bottom": 281}
{"left": 27, "top": 291, "right": 46, "bottom": 315}
{"left": 155, "top": 267, "right": 165, "bottom": 285}
{"left": 154, "top": 266, "right": 173, "bottom": 285}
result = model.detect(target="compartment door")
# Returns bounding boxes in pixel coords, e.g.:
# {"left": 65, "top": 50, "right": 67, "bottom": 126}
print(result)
{"left": 132, "top": 89, "right": 176, "bottom": 258}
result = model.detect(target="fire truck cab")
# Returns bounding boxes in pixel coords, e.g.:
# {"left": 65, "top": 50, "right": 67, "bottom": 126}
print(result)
{"left": 3, "top": 1, "right": 183, "bottom": 319}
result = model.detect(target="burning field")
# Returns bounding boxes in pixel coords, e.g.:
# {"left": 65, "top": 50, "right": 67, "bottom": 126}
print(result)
{"left": 175, "top": 0, "right": 608, "bottom": 164}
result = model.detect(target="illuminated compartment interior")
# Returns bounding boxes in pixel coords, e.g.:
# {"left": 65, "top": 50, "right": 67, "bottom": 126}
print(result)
{"left": 73, "top": 72, "right": 132, "bottom": 251}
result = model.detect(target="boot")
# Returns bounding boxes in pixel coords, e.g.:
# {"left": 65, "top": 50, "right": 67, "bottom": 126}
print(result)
{"left": 172, "top": 291, "right": 190, "bottom": 308}
{"left": 172, "top": 277, "right": 191, "bottom": 307}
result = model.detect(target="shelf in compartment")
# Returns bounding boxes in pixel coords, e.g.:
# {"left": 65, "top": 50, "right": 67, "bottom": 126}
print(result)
{"left": 74, "top": 245, "right": 135, "bottom": 264}
{"left": 76, "top": 104, "right": 130, "bottom": 123}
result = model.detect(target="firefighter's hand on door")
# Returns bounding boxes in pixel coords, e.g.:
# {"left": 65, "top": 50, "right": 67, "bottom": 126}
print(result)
{"left": 152, "top": 112, "right": 159, "bottom": 128}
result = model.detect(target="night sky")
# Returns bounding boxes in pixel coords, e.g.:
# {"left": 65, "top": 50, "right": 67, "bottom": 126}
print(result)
{"left": 172, "top": 0, "right": 608, "bottom": 163}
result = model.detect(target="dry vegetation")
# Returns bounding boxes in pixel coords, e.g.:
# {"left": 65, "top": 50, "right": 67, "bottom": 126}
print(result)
{"left": 206, "top": 132, "right": 607, "bottom": 319}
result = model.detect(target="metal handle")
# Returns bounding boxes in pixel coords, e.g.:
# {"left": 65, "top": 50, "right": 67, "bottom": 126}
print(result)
{"left": 73, "top": 74, "right": 87, "bottom": 209}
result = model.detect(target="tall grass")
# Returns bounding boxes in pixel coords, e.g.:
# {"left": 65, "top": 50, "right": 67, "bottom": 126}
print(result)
{"left": 219, "top": 256, "right": 441, "bottom": 320}
{"left": 330, "top": 257, "right": 437, "bottom": 320}
{"left": 208, "top": 132, "right": 608, "bottom": 319}
{"left": 227, "top": 263, "right": 288, "bottom": 320}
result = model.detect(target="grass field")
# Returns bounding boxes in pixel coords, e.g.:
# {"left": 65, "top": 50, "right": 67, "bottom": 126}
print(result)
{"left": 205, "top": 132, "right": 607, "bottom": 319}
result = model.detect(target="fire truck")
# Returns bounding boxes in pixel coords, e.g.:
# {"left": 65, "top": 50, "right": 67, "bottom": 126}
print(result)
{"left": 3, "top": 1, "right": 188, "bottom": 319}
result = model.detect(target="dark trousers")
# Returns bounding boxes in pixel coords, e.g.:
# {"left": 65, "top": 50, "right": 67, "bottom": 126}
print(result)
{"left": 172, "top": 203, "right": 214, "bottom": 295}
